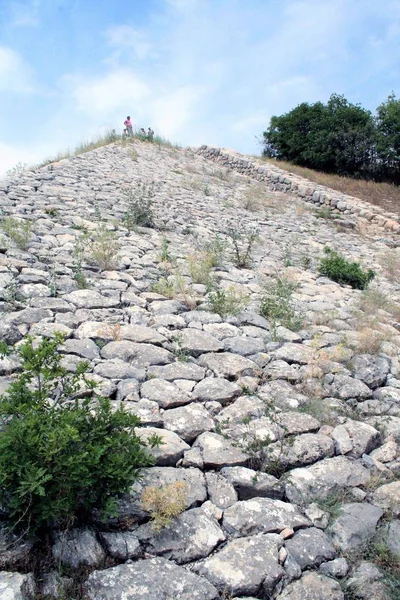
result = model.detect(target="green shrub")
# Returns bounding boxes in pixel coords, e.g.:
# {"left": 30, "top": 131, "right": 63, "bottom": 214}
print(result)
{"left": 319, "top": 247, "right": 375, "bottom": 289}
{"left": 81, "top": 223, "right": 120, "bottom": 271}
{"left": 0, "top": 335, "right": 159, "bottom": 533}
{"left": 1, "top": 217, "right": 34, "bottom": 250}
{"left": 207, "top": 285, "right": 249, "bottom": 317}
{"left": 260, "top": 277, "right": 303, "bottom": 337}
{"left": 122, "top": 181, "right": 155, "bottom": 230}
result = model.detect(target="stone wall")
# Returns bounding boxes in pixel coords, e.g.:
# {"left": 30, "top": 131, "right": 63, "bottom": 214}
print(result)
{"left": 196, "top": 145, "right": 400, "bottom": 234}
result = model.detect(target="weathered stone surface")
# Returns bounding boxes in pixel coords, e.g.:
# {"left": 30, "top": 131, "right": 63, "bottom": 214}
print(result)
{"left": 319, "top": 557, "right": 349, "bottom": 578}
{"left": 135, "top": 426, "right": 189, "bottom": 466}
{"left": 139, "top": 467, "right": 207, "bottom": 509}
{"left": 177, "top": 329, "right": 224, "bottom": 357}
{"left": 52, "top": 528, "right": 105, "bottom": 568}
{"left": 192, "top": 377, "right": 241, "bottom": 404}
{"left": 0, "top": 572, "right": 36, "bottom": 600}
{"left": 258, "top": 380, "right": 310, "bottom": 410}
{"left": 148, "top": 362, "right": 206, "bottom": 381}
{"left": 273, "top": 343, "right": 313, "bottom": 365}
{"left": 275, "top": 411, "right": 321, "bottom": 435}
{"left": 384, "top": 519, "right": 400, "bottom": 558}
{"left": 220, "top": 466, "right": 284, "bottom": 500}
{"left": 266, "top": 433, "right": 335, "bottom": 469}
{"left": 372, "top": 481, "right": 400, "bottom": 516}
{"left": 162, "top": 403, "right": 215, "bottom": 442}
{"left": 205, "top": 471, "right": 238, "bottom": 508}
{"left": 277, "top": 572, "right": 344, "bottom": 599}
{"left": 199, "top": 352, "right": 261, "bottom": 379}
{"left": 285, "top": 527, "right": 336, "bottom": 569}
{"left": 331, "top": 419, "right": 380, "bottom": 458}
{"left": 136, "top": 507, "right": 225, "bottom": 563}
{"left": 193, "top": 432, "right": 249, "bottom": 468}
{"left": 328, "top": 503, "right": 383, "bottom": 551}
{"left": 85, "top": 557, "right": 219, "bottom": 600}
{"left": 223, "top": 336, "right": 265, "bottom": 356}
{"left": 100, "top": 531, "right": 141, "bottom": 560}
{"left": 331, "top": 374, "right": 371, "bottom": 400}
{"left": 0, "top": 526, "right": 34, "bottom": 570}
{"left": 223, "top": 497, "right": 310, "bottom": 536}
{"left": 351, "top": 354, "right": 390, "bottom": 389}
{"left": 345, "top": 562, "right": 390, "bottom": 600}
{"left": 140, "top": 378, "right": 191, "bottom": 408}
{"left": 199, "top": 534, "right": 284, "bottom": 596}
{"left": 101, "top": 341, "right": 172, "bottom": 366}
{"left": 285, "top": 456, "right": 370, "bottom": 505}
{"left": 63, "top": 290, "right": 119, "bottom": 308}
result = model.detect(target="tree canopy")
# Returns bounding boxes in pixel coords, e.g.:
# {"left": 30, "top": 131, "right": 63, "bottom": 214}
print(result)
{"left": 262, "top": 93, "right": 400, "bottom": 183}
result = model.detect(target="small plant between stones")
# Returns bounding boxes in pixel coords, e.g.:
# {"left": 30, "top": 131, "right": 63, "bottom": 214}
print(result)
{"left": 260, "top": 276, "right": 303, "bottom": 338}
{"left": 226, "top": 225, "right": 259, "bottom": 268}
{"left": 207, "top": 285, "right": 249, "bottom": 317}
{"left": 141, "top": 481, "right": 188, "bottom": 532}
{"left": 319, "top": 247, "right": 375, "bottom": 290}
{"left": 122, "top": 181, "right": 155, "bottom": 230}
{"left": 0, "top": 217, "right": 34, "bottom": 250}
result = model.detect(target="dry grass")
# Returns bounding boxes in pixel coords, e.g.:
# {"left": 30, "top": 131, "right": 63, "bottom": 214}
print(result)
{"left": 141, "top": 481, "right": 188, "bottom": 531}
{"left": 261, "top": 157, "right": 400, "bottom": 214}
{"left": 379, "top": 249, "right": 400, "bottom": 281}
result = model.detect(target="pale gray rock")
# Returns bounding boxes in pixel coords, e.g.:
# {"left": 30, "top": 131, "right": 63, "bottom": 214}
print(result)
{"left": 94, "top": 359, "right": 144, "bottom": 380}
{"left": 223, "top": 336, "right": 265, "bottom": 356}
{"left": 139, "top": 467, "right": 207, "bottom": 509}
{"left": 215, "top": 395, "right": 265, "bottom": 425}
{"left": 18, "top": 283, "right": 51, "bottom": 298}
{"left": 192, "top": 377, "right": 241, "bottom": 404}
{"left": 277, "top": 572, "right": 344, "bottom": 599}
{"left": 199, "top": 352, "right": 261, "bottom": 379}
{"left": 28, "top": 322, "right": 72, "bottom": 338}
{"left": 101, "top": 341, "right": 172, "bottom": 366}
{"left": 285, "top": 456, "right": 370, "bottom": 505}
{"left": 273, "top": 343, "right": 313, "bottom": 365}
{"left": 118, "top": 324, "right": 166, "bottom": 344}
{"left": 149, "top": 299, "right": 186, "bottom": 315}
{"left": 148, "top": 361, "right": 206, "bottom": 381}
{"left": 198, "top": 533, "right": 284, "bottom": 597}
{"left": 116, "top": 378, "right": 141, "bottom": 401}
{"left": 345, "top": 562, "right": 389, "bottom": 600}
{"left": 373, "top": 481, "right": 400, "bottom": 516}
{"left": 38, "top": 571, "right": 73, "bottom": 600}
{"left": 258, "top": 380, "right": 310, "bottom": 410}
{"left": 285, "top": 527, "right": 336, "bottom": 569}
{"left": 319, "top": 557, "right": 349, "bottom": 578}
{"left": 135, "top": 426, "right": 189, "bottom": 466}
{"left": 0, "top": 526, "right": 34, "bottom": 570}
{"left": 328, "top": 503, "right": 383, "bottom": 551}
{"left": 120, "top": 398, "right": 163, "bottom": 427}
{"left": 52, "top": 528, "right": 105, "bottom": 568}
{"left": 63, "top": 289, "right": 119, "bottom": 308}
{"left": 223, "top": 497, "right": 310, "bottom": 536}
{"left": 100, "top": 531, "right": 141, "bottom": 560}
{"left": 30, "top": 297, "right": 71, "bottom": 312}
{"left": 184, "top": 311, "right": 222, "bottom": 324}
{"left": 331, "top": 374, "right": 371, "bottom": 400}
{"left": 384, "top": 519, "right": 400, "bottom": 558}
{"left": 61, "top": 337, "right": 100, "bottom": 359}
{"left": 205, "top": 472, "right": 238, "bottom": 508}
{"left": 351, "top": 354, "right": 390, "bottom": 389}
{"left": 136, "top": 507, "right": 225, "bottom": 563}
{"left": 220, "top": 466, "right": 284, "bottom": 500}
{"left": 193, "top": 432, "right": 249, "bottom": 469}
{"left": 265, "top": 433, "right": 335, "bottom": 469}
{"left": 140, "top": 378, "right": 191, "bottom": 408}
{"left": 162, "top": 403, "right": 215, "bottom": 442}
{"left": 84, "top": 557, "right": 219, "bottom": 600}
{"left": 0, "top": 572, "right": 36, "bottom": 600}
{"left": 275, "top": 411, "right": 320, "bottom": 435}
{"left": 177, "top": 329, "right": 224, "bottom": 356}
{"left": 331, "top": 419, "right": 380, "bottom": 458}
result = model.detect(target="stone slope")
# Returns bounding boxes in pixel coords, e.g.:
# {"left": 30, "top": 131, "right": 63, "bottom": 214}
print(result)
{"left": 0, "top": 139, "right": 399, "bottom": 599}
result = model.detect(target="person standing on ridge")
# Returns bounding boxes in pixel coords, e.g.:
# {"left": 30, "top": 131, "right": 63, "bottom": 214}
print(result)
{"left": 124, "top": 116, "right": 133, "bottom": 136}
{"left": 147, "top": 127, "right": 154, "bottom": 141}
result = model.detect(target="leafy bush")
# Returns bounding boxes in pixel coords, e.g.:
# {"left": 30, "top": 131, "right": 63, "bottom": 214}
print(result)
{"left": 260, "top": 277, "right": 303, "bottom": 337}
{"left": 1, "top": 217, "right": 34, "bottom": 250}
{"left": 0, "top": 335, "right": 158, "bottom": 533}
{"left": 207, "top": 285, "right": 249, "bottom": 317}
{"left": 122, "top": 181, "right": 155, "bottom": 230}
{"left": 141, "top": 481, "right": 188, "bottom": 531}
{"left": 319, "top": 247, "right": 375, "bottom": 289}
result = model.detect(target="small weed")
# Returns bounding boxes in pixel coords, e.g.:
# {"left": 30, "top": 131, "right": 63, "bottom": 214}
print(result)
{"left": 380, "top": 248, "right": 400, "bottom": 281}
{"left": 201, "top": 234, "right": 227, "bottom": 267}
{"left": 44, "top": 207, "right": 59, "bottom": 218}
{"left": 152, "top": 277, "right": 176, "bottom": 298}
{"left": 81, "top": 224, "right": 120, "bottom": 271}
{"left": 72, "top": 239, "right": 88, "bottom": 289}
{"left": 141, "top": 481, "right": 188, "bottom": 532}
{"left": 160, "top": 236, "right": 172, "bottom": 263}
{"left": 5, "top": 162, "right": 27, "bottom": 181}
{"left": 1, "top": 217, "right": 34, "bottom": 250}
{"left": 207, "top": 285, "right": 249, "bottom": 317}
{"left": 170, "top": 335, "right": 191, "bottom": 362}
{"left": 282, "top": 244, "right": 293, "bottom": 267}
{"left": 226, "top": 225, "right": 259, "bottom": 268}
{"left": 122, "top": 181, "right": 155, "bottom": 230}
{"left": 187, "top": 252, "right": 214, "bottom": 286}
{"left": 319, "top": 247, "right": 375, "bottom": 290}
{"left": 301, "top": 254, "right": 312, "bottom": 270}
{"left": 260, "top": 277, "right": 303, "bottom": 338}
{"left": 314, "top": 207, "right": 341, "bottom": 220}
{"left": 203, "top": 183, "right": 211, "bottom": 196}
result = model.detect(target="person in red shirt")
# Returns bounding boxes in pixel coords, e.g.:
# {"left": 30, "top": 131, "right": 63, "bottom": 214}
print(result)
{"left": 124, "top": 116, "right": 133, "bottom": 136}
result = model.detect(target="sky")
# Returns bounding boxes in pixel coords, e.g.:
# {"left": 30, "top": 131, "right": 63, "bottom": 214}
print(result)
{"left": 1, "top": 0, "right": 400, "bottom": 175}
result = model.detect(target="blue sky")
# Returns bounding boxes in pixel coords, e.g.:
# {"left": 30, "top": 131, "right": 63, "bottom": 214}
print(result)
{"left": 1, "top": 0, "right": 400, "bottom": 175}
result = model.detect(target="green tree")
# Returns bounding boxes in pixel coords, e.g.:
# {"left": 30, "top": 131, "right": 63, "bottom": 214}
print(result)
{"left": 0, "top": 335, "right": 160, "bottom": 534}
{"left": 376, "top": 93, "right": 400, "bottom": 181}
{"left": 262, "top": 94, "right": 376, "bottom": 178}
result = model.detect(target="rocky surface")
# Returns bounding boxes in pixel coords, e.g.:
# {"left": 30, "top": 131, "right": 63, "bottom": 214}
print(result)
{"left": 0, "top": 138, "right": 400, "bottom": 598}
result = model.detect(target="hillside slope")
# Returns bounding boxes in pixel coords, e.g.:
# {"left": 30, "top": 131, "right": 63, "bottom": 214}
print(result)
{"left": 0, "top": 139, "right": 399, "bottom": 599}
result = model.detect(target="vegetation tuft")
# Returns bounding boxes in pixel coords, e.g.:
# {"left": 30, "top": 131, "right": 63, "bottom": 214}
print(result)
{"left": 319, "top": 247, "right": 375, "bottom": 289}
{"left": 0, "top": 335, "right": 159, "bottom": 535}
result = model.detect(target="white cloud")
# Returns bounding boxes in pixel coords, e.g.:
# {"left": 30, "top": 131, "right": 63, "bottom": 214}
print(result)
{"left": 106, "top": 25, "right": 152, "bottom": 60}
{"left": 0, "top": 46, "right": 33, "bottom": 92}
